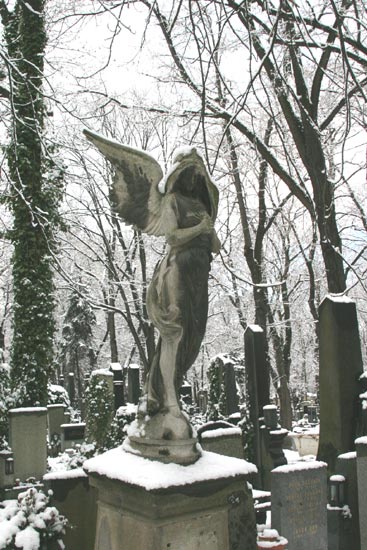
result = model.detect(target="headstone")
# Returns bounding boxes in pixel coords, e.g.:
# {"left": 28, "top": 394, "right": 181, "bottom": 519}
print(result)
{"left": 244, "top": 325, "right": 269, "bottom": 487}
{"left": 198, "top": 423, "right": 245, "bottom": 460}
{"left": 47, "top": 404, "right": 66, "bottom": 441}
{"left": 317, "top": 296, "right": 364, "bottom": 472}
{"left": 85, "top": 448, "right": 258, "bottom": 550}
{"left": 127, "top": 364, "right": 140, "bottom": 404}
{"left": 0, "top": 450, "right": 14, "bottom": 489}
{"left": 223, "top": 359, "right": 239, "bottom": 416}
{"left": 68, "top": 372, "right": 76, "bottom": 405}
{"left": 334, "top": 451, "right": 359, "bottom": 550}
{"left": 244, "top": 325, "right": 269, "bottom": 414}
{"left": 179, "top": 381, "right": 192, "bottom": 405}
{"left": 197, "top": 389, "right": 208, "bottom": 413}
{"left": 356, "top": 436, "right": 367, "bottom": 550}
{"left": 327, "top": 473, "right": 353, "bottom": 550}
{"left": 258, "top": 406, "right": 287, "bottom": 490}
{"left": 113, "top": 381, "right": 125, "bottom": 410}
{"left": 9, "top": 407, "right": 48, "bottom": 481}
{"left": 110, "top": 362, "right": 123, "bottom": 381}
{"left": 272, "top": 461, "right": 328, "bottom": 550}
{"left": 47, "top": 404, "right": 66, "bottom": 456}
{"left": 61, "top": 422, "right": 86, "bottom": 451}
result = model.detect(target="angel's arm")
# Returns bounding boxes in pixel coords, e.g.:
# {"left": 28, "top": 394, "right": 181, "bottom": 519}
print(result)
{"left": 163, "top": 195, "right": 215, "bottom": 247}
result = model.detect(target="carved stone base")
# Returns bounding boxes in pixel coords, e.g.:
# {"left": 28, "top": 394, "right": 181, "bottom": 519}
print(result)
{"left": 125, "top": 406, "right": 200, "bottom": 465}
{"left": 124, "top": 435, "right": 200, "bottom": 465}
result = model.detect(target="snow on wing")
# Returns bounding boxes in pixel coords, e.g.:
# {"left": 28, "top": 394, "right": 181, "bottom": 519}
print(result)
{"left": 83, "top": 129, "right": 164, "bottom": 235}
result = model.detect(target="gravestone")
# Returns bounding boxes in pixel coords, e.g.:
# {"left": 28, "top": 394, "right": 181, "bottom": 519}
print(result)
{"left": 0, "top": 450, "right": 14, "bottom": 490}
{"left": 197, "top": 389, "right": 208, "bottom": 413}
{"left": 198, "top": 423, "right": 245, "bottom": 460}
{"left": 317, "top": 296, "right": 364, "bottom": 472}
{"left": 127, "top": 364, "right": 140, "bottom": 404}
{"left": 113, "top": 381, "right": 125, "bottom": 410}
{"left": 47, "top": 404, "right": 66, "bottom": 441}
{"left": 244, "top": 325, "right": 269, "bottom": 487}
{"left": 47, "top": 404, "right": 66, "bottom": 456}
{"left": 68, "top": 372, "right": 76, "bottom": 405}
{"left": 259, "top": 405, "right": 287, "bottom": 490}
{"left": 272, "top": 461, "right": 328, "bottom": 550}
{"left": 9, "top": 407, "right": 48, "bottom": 481}
{"left": 328, "top": 451, "right": 360, "bottom": 550}
{"left": 327, "top": 473, "right": 352, "bottom": 550}
{"left": 356, "top": 436, "right": 367, "bottom": 550}
{"left": 179, "top": 381, "right": 192, "bottom": 405}
{"left": 110, "top": 362, "right": 123, "bottom": 381}
{"left": 61, "top": 422, "right": 86, "bottom": 451}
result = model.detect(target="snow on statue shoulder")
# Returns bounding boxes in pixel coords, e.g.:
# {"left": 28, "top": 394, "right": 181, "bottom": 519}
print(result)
{"left": 84, "top": 129, "right": 220, "bottom": 464}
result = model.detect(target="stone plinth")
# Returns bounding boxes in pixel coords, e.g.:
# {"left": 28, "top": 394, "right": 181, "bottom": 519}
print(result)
{"left": 84, "top": 447, "right": 257, "bottom": 550}
{"left": 9, "top": 407, "right": 47, "bottom": 482}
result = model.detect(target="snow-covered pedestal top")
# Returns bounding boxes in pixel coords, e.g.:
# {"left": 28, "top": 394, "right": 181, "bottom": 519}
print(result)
{"left": 272, "top": 460, "right": 327, "bottom": 474}
{"left": 84, "top": 447, "right": 257, "bottom": 491}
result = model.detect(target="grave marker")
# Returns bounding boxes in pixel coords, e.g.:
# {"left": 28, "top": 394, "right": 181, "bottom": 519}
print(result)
{"left": 9, "top": 407, "right": 48, "bottom": 481}
{"left": 61, "top": 422, "right": 86, "bottom": 451}
{"left": 272, "top": 461, "right": 328, "bottom": 550}
{"left": 317, "top": 296, "right": 364, "bottom": 472}
{"left": 127, "top": 364, "right": 140, "bottom": 404}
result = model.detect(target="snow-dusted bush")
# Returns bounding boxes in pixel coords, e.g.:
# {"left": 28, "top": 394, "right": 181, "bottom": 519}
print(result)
{"left": 47, "top": 385, "right": 70, "bottom": 409}
{"left": 105, "top": 404, "right": 137, "bottom": 449}
{"left": 85, "top": 372, "right": 114, "bottom": 450}
{"left": 0, "top": 487, "right": 67, "bottom": 550}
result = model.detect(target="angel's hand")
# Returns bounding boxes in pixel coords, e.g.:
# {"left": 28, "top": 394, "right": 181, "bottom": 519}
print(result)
{"left": 199, "top": 214, "right": 214, "bottom": 234}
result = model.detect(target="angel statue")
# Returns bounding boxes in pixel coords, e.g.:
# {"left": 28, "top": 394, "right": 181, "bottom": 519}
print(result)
{"left": 84, "top": 130, "right": 220, "bottom": 464}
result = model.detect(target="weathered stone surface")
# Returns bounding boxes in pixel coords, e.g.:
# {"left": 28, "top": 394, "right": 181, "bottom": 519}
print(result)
{"left": 317, "top": 296, "right": 364, "bottom": 472}
{"left": 271, "top": 461, "right": 328, "bottom": 550}
{"left": 60, "top": 422, "right": 85, "bottom": 452}
{"left": 9, "top": 407, "right": 47, "bottom": 482}
{"left": 127, "top": 364, "right": 140, "bottom": 404}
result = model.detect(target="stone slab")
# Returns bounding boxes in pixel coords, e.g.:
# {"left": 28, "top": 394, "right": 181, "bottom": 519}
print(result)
{"left": 356, "top": 437, "right": 367, "bottom": 550}
{"left": 9, "top": 407, "right": 47, "bottom": 482}
{"left": 271, "top": 461, "right": 328, "bottom": 550}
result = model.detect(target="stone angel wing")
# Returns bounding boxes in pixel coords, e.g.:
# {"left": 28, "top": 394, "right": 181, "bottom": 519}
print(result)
{"left": 83, "top": 129, "right": 165, "bottom": 236}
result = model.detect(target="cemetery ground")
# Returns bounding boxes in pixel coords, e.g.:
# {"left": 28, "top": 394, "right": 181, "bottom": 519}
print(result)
{"left": 0, "top": 295, "right": 366, "bottom": 549}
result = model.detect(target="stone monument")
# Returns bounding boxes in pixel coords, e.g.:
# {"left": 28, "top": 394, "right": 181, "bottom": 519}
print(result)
{"left": 317, "top": 295, "right": 364, "bottom": 472}
{"left": 83, "top": 130, "right": 257, "bottom": 550}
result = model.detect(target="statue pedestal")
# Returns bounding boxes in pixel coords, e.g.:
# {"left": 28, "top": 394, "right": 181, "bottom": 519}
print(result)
{"left": 84, "top": 447, "right": 257, "bottom": 550}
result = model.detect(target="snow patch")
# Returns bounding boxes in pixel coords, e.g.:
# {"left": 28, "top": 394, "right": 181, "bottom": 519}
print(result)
{"left": 200, "top": 427, "right": 242, "bottom": 439}
{"left": 247, "top": 324, "right": 263, "bottom": 333}
{"left": 43, "top": 468, "right": 87, "bottom": 481}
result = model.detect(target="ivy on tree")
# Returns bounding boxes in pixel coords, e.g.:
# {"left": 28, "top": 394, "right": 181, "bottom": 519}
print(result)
{"left": 0, "top": 0, "right": 64, "bottom": 406}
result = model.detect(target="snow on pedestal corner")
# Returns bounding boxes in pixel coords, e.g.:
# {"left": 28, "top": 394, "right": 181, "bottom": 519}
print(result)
{"left": 83, "top": 447, "right": 257, "bottom": 491}
{"left": 355, "top": 436, "right": 367, "bottom": 446}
